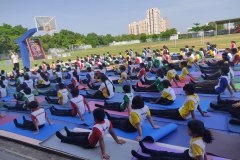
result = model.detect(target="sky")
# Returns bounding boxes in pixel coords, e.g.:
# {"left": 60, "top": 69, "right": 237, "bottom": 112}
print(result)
{"left": 0, "top": 0, "right": 238, "bottom": 35}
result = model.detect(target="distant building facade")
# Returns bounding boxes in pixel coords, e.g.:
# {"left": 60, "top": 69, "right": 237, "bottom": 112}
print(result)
{"left": 128, "top": 8, "right": 169, "bottom": 35}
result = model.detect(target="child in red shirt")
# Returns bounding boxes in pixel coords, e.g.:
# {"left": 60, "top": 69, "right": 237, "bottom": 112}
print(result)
{"left": 56, "top": 108, "right": 126, "bottom": 160}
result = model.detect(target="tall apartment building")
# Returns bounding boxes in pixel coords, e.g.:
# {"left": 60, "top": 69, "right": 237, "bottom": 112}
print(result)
{"left": 128, "top": 8, "right": 169, "bottom": 35}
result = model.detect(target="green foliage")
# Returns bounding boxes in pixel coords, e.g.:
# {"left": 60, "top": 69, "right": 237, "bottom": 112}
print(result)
{"left": 139, "top": 33, "right": 147, "bottom": 42}
{"left": 0, "top": 24, "right": 27, "bottom": 53}
{"left": 160, "top": 28, "right": 177, "bottom": 38}
{"left": 189, "top": 22, "right": 224, "bottom": 32}
{"left": 0, "top": 23, "right": 179, "bottom": 53}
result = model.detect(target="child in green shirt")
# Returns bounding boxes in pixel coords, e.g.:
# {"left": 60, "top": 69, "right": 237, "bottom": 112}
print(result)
{"left": 95, "top": 85, "right": 133, "bottom": 113}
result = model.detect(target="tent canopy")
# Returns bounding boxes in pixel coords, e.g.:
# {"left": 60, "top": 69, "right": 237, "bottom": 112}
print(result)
{"left": 214, "top": 18, "right": 240, "bottom": 24}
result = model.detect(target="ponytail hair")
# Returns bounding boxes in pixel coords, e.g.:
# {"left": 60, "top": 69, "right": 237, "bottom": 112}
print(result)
{"left": 202, "top": 128, "right": 213, "bottom": 144}
{"left": 188, "top": 120, "right": 213, "bottom": 144}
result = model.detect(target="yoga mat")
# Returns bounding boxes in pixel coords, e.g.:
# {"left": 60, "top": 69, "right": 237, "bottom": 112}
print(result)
{"left": 112, "top": 123, "right": 177, "bottom": 142}
{"left": 227, "top": 118, "right": 240, "bottom": 133}
{"left": 0, "top": 119, "right": 63, "bottom": 141}
{"left": 233, "top": 78, "right": 240, "bottom": 83}
{"left": 152, "top": 112, "right": 229, "bottom": 131}
{"left": 179, "top": 90, "right": 240, "bottom": 98}
{"left": 133, "top": 142, "right": 227, "bottom": 160}
{"left": 46, "top": 109, "right": 95, "bottom": 126}
{"left": 89, "top": 101, "right": 129, "bottom": 117}
{"left": 234, "top": 71, "right": 240, "bottom": 76}
{"left": 206, "top": 130, "right": 240, "bottom": 160}
{"left": 0, "top": 95, "right": 15, "bottom": 102}
{"left": 40, "top": 128, "right": 139, "bottom": 160}
{"left": 146, "top": 97, "right": 210, "bottom": 112}
{"left": 0, "top": 115, "right": 18, "bottom": 126}
{"left": 234, "top": 83, "right": 240, "bottom": 90}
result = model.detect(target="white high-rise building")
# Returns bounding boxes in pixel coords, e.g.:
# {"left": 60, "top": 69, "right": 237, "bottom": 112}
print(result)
{"left": 128, "top": 8, "right": 169, "bottom": 35}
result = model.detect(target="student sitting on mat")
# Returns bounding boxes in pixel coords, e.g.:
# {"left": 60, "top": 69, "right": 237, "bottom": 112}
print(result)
{"left": 86, "top": 73, "right": 115, "bottom": 99}
{"left": 167, "top": 63, "right": 179, "bottom": 87}
{"left": 112, "top": 65, "right": 128, "bottom": 84}
{"left": 14, "top": 101, "right": 51, "bottom": 134}
{"left": 132, "top": 120, "right": 213, "bottom": 160}
{"left": 36, "top": 72, "right": 50, "bottom": 88}
{"left": 83, "top": 67, "right": 99, "bottom": 90}
{"left": 1, "top": 76, "right": 8, "bottom": 88}
{"left": 105, "top": 96, "right": 159, "bottom": 141}
{"left": 45, "top": 83, "right": 69, "bottom": 105}
{"left": 50, "top": 88, "right": 91, "bottom": 120}
{"left": 129, "top": 63, "right": 148, "bottom": 81}
{"left": 144, "top": 80, "right": 176, "bottom": 105}
{"left": 23, "top": 74, "right": 35, "bottom": 92}
{"left": 69, "top": 71, "right": 84, "bottom": 89}
{"left": 4, "top": 87, "right": 35, "bottom": 110}
{"left": 56, "top": 108, "right": 126, "bottom": 160}
{"left": 150, "top": 84, "right": 208, "bottom": 120}
{"left": 192, "top": 67, "right": 234, "bottom": 96}
{"left": 210, "top": 95, "right": 240, "bottom": 120}
{"left": 11, "top": 72, "right": 24, "bottom": 86}
{"left": 178, "top": 61, "right": 194, "bottom": 82}
{"left": 38, "top": 77, "right": 63, "bottom": 96}
{"left": 95, "top": 85, "right": 133, "bottom": 113}
{"left": 132, "top": 69, "right": 165, "bottom": 93}
{"left": 0, "top": 80, "right": 7, "bottom": 98}
{"left": 55, "top": 67, "right": 63, "bottom": 80}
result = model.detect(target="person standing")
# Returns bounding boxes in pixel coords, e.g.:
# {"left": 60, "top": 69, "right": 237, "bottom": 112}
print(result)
{"left": 11, "top": 51, "right": 19, "bottom": 70}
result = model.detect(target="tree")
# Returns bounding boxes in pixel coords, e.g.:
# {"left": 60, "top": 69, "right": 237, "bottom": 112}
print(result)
{"left": 160, "top": 28, "right": 177, "bottom": 38}
{"left": 85, "top": 33, "right": 100, "bottom": 48}
{"left": 139, "top": 33, "right": 147, "bottom": 42}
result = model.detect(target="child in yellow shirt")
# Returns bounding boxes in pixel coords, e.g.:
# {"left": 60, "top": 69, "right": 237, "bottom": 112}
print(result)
{"left": 105, "top": 96, "right": 159, "bottom": 141}
{"left": 132, "top": 120, "right": 213, "bottom": 160}
{"left": 149, "top": 84, "right": 208, "bottom": 120}
{"left": 178, "top": 61, "right": 194, "bottom": 81}
{"left": 146, "top": 80, "right": 176, "bottom": 105}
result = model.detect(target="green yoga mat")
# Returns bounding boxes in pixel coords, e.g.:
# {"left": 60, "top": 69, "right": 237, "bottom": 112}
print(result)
{"left": 235, "top": 83, "right": 240, "bottom": 89}
{"left": 233, "top": 77, "right": 240, "bottom": 83}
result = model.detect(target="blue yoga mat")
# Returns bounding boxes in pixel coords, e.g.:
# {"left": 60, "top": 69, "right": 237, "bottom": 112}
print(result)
{"left": 179, "top": 90, "right": 240, "bottom": 98}
{"left": 46, "top": 109, "right": 95, "bottom": 126}
{"left": 227, "top": 118, "right": 240, "bottom": 133}
{"left": 0, "top": 95, "right": 14, "bottom": 102}
{"left": 146, "top": 98, "right": 210, "bottom": 112}
{"left": 0, "top": 119, "right": 64, "bottom": 141}
{"left": 152, "top": 112, "right": 229, "bottom": 131}
{"left": 113, "top": 123, "right": 177, "bottom": 142}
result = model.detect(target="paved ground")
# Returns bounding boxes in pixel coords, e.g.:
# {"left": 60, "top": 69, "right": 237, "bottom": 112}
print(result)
{"left": 0, "top": 138, "right": 73, "bottom": 160}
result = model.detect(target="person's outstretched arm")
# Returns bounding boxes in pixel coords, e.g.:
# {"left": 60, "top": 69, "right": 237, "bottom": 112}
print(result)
{"left": 147, "top": 115, "right": 159, "bottom": 129}
{"left": 99, "top": 136, "right": 110, "bottom": 160}
{"left": 197, "top": 105, "right": 209, "bottom": 117}
{"left": 33, "top": 119, "right": 39, "bottom": 134}
{"left": 135, "top": 123, "right": 142, "bottom": 141}
{"left": 109, "top": 128, "right": 126, "bottom": 145}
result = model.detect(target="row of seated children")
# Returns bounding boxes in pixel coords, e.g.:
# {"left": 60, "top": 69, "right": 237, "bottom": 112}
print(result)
{"left": 11, "top": 97, "right": 214, "bottom": 160}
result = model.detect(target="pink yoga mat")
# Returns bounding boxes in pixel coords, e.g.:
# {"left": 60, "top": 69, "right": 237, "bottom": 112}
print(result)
{"left": 171, "top": 82, "right": 185, "bottom": 88}
{"left": 88, "top": 101, "right": 129, "bottom": 117}
{"left": 133, "top": 142, "right": 227, "bottom": 160}
{"left": 35, "top": 96, "right": 46, "bottom": 103}
{"left": 0, "top": 115, "right": 18, "bottom": 126}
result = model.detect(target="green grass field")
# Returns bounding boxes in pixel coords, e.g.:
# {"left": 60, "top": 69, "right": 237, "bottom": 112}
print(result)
{"left": 1, "top": 33, "right": 240, "bottom": 73}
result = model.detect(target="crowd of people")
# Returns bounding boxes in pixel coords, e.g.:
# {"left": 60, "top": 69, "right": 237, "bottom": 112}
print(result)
{"left": 0, "top": 40, "right": 239, "bottom": 160}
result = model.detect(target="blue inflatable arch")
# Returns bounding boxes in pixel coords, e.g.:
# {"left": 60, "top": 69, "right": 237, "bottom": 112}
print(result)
{"left": 14, "top": 28, "right": 37, "bottom": 69}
